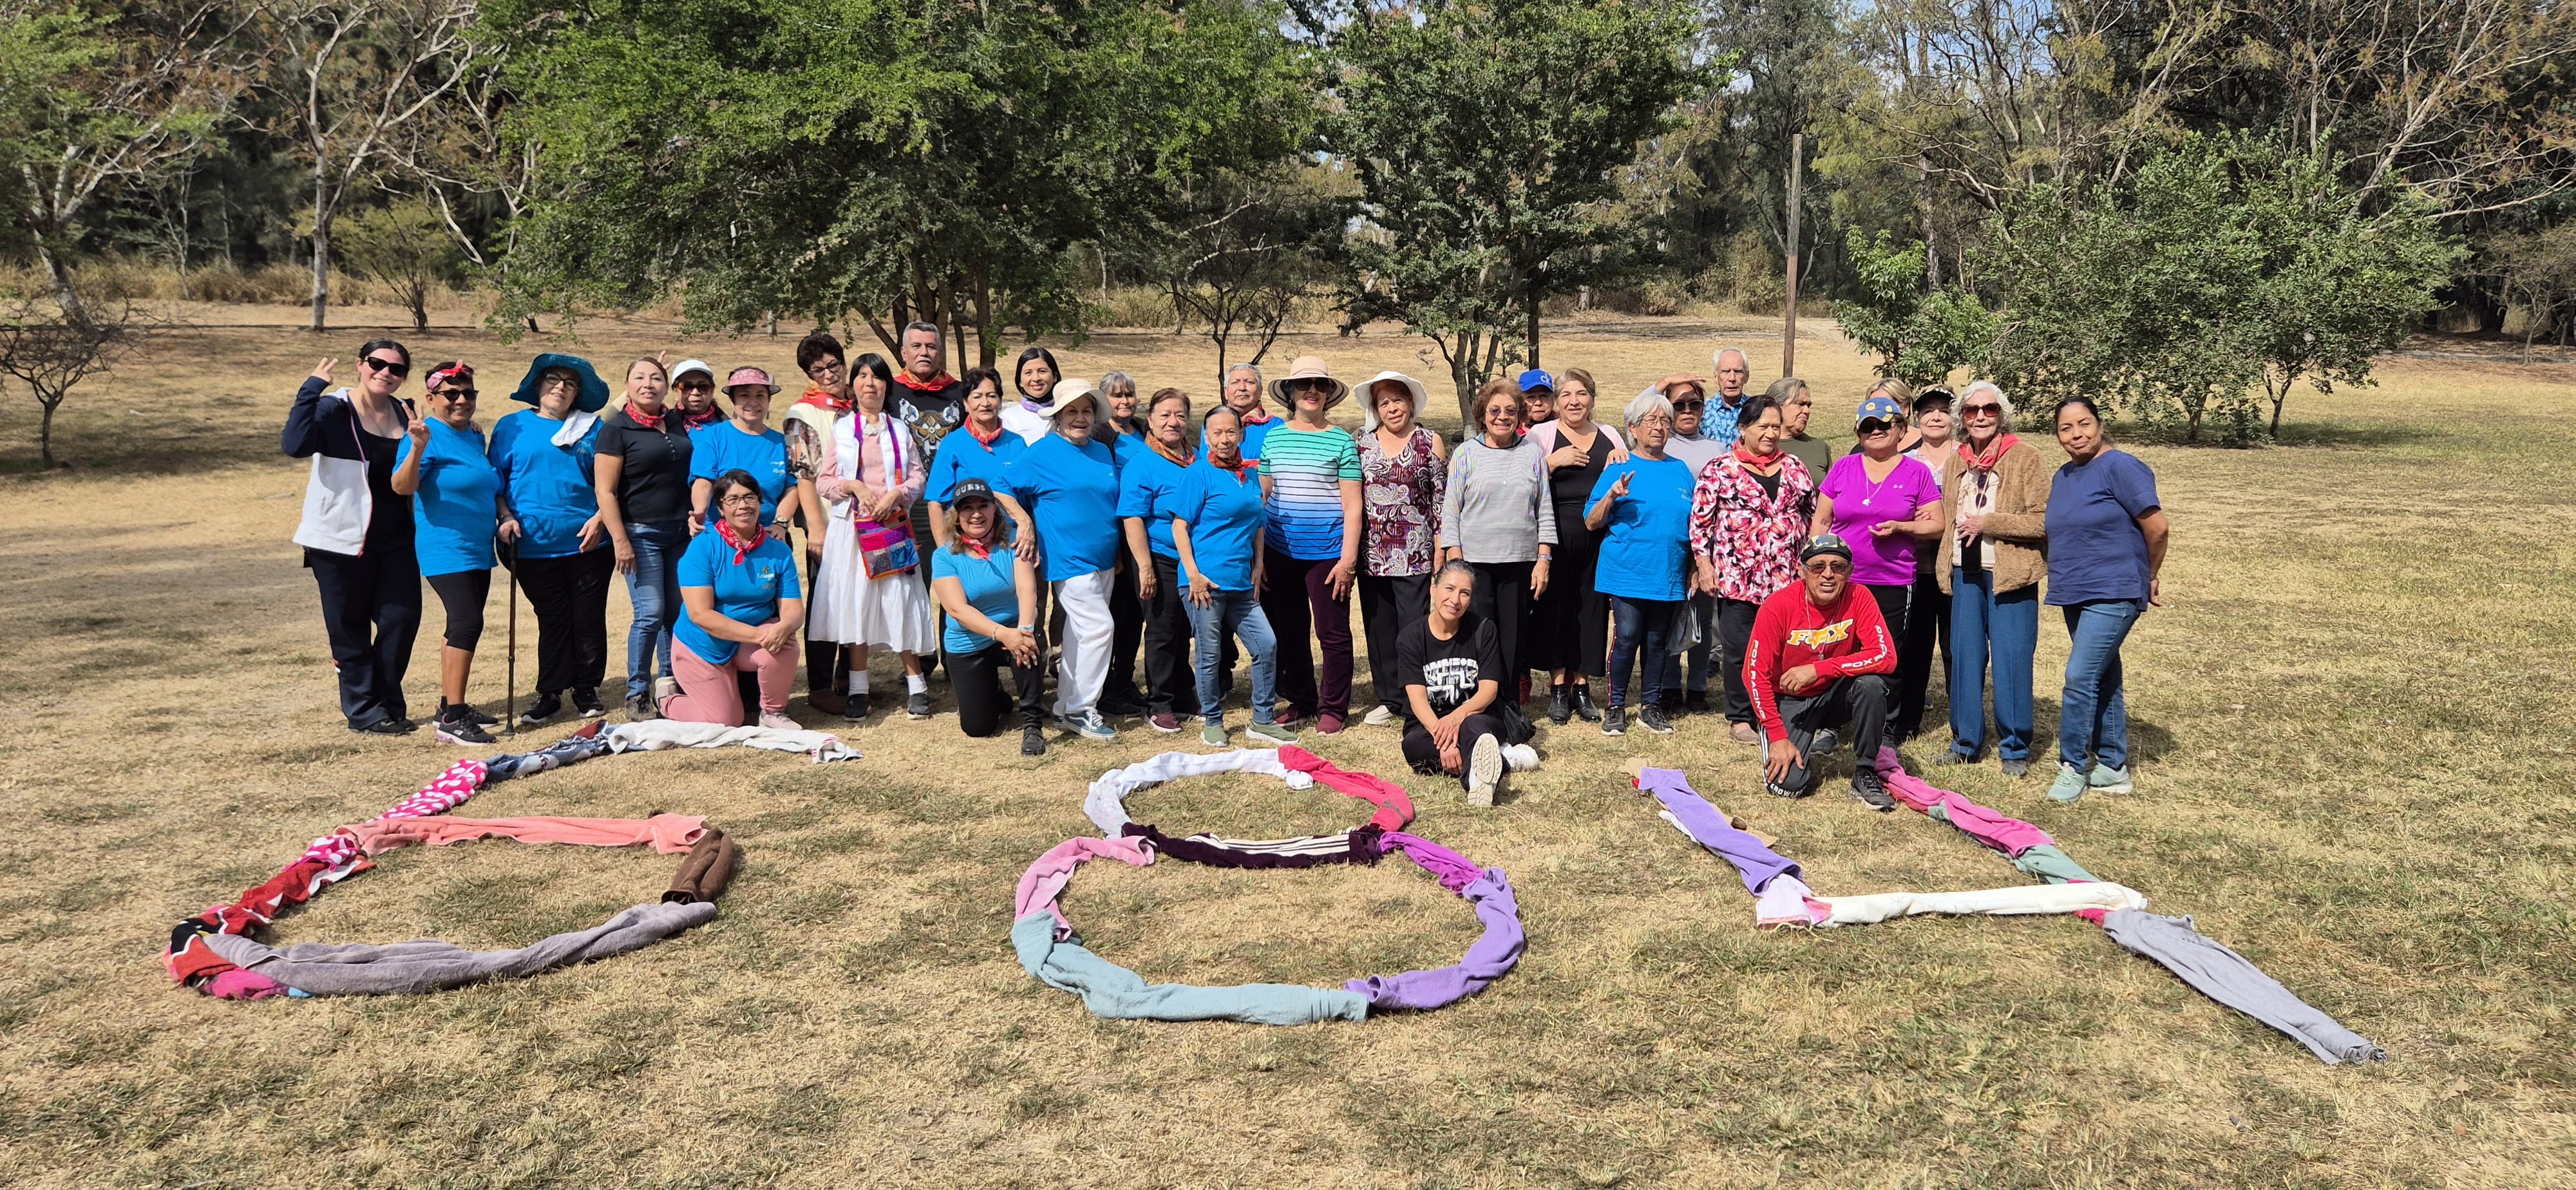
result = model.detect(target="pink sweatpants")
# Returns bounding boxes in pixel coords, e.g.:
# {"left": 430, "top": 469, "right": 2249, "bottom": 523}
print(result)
{"left": 664, "top": 630, "right": 794, "bottom": 725}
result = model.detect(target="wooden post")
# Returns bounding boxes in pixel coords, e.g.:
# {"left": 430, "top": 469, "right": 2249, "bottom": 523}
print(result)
{"left": 1783, "top": 132, "right": 1802, "bottom": 378}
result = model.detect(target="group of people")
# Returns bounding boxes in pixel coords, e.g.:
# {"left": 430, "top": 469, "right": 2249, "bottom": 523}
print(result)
{"left": 285, "top": 332, "right": 2166, "bottom": 806}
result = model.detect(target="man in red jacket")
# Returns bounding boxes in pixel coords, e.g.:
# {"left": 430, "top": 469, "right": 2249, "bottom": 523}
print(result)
{"left": 1744, "top": 533, "right": 1899, "bottom": 808}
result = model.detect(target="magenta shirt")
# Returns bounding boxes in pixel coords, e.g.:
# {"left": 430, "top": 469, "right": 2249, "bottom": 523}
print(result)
{"left": 1819, "top": 453, "right": 1941, "bottom": 586}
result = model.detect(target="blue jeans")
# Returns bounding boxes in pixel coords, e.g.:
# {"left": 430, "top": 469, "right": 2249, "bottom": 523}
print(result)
{"left": 621, "top": 519, "right": 686, "bottom": 701}
{"left": 1186, "top": 588, "right": 1278, "bottom": 724}
{"left": 1947, "top": 567, "right": 2038, "bottom": 761}
{"left": 2059, "top": 598, "right": 2142, "bottom": 771}
{"left": 1608, "top": 595, "right": 1679, "bottom": 711}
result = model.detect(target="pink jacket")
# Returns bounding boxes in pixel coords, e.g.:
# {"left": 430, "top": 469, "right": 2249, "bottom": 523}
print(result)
{"left": 1689, "top": 453, "right": 1817, "bottom": 603}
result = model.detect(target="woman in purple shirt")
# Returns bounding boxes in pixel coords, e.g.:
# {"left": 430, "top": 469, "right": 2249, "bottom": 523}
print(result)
{"left": 1811, "top": 392, "right": 1942, "bottom": 734}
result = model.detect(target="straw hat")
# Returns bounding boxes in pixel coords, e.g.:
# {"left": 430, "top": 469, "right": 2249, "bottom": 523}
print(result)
{"left": 1357, "top": 370, "right": 1430, "bottom": 431}
{"left": 1268, "top": 355, "right": 1349, "bottom": 409}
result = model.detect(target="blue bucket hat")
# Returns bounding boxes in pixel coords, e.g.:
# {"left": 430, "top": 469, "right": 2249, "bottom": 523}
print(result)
{"left": 1855, "top": 395, "right": 1904, "bottom": 427}
{"left": 513, "top": 354, "right": 610, "bottom": 413}
{"left": 1517, "top": 368, "right": 1556, "bottom": 393}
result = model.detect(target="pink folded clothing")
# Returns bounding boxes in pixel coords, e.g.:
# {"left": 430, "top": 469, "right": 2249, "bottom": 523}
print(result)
{"left": 1015, "top": 836, "right": 1155, "bottom": 939}
{"left": 207, "top": 969, "right": 287, "bottom": 1001}
{"left": 1873, "top": 747, "right": 2052, "bottom": 857}
{"left": 340, "top": 813, "right": 708, "bottom": 857}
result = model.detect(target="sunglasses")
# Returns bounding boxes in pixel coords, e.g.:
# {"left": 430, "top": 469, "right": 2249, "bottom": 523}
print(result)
{"left": 436, "top": 388, "right": 479, "bottom": 401}
{"left": 1803, "top": 559, "right": 1852, "bottom": 574}
{"left": 1858, "top": 419, "right": 1894, "bottom": 435}
{"left": 361, "top": 356, "right": 410, "bottom": 379}
{"left": 1672, "top": 400, "right": 1705, "bottom": 412}
{"left": 1962, "top": 403, "right": 2002, "bottom": 415}
{"left": 677, "top": 379, "right": 715, "bottom": 392}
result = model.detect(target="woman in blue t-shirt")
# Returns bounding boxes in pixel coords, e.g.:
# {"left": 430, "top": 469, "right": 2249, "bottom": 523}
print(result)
{"left": 688, "top": 366, "right": 792, "bottom": 538}
{"left": 489, "top": 354, "right": 612, "bottom": 726}
{"left": 1584, "top": 388, "right": 1700, "bottom": 738}
{"left": 1116, "top": 386, "right": 1197, "bottom": 730}
{"left": 1174, "top": 407, "right": 1299, "bottom": 749}
{"left": 661, "top": 470, "right": 805, "bottom": 728}
{"left": 2043, "top": 397, "right": 2169, "bottom": 803}
{"left": 1005, "top": 379, "right": 1126, "bottom": 742}
{"left": 393, "top": 362, "right": 506, "bottom": 744}
{"left": 929, "top": 478, "right": 1048, "bottom": 756}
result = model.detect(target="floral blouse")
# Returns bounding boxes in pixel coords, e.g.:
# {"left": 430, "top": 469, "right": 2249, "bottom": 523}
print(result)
{"left": 1688, "top": 453, "right": 1817, "bottom": 603}
{"left": 1359, "top": 426, "right": 1444, "bottom": 577}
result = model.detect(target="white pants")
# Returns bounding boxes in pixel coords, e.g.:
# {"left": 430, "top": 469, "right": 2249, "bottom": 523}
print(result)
{"left": 1050, "top": 569, "right": 1115, "bottom": 718}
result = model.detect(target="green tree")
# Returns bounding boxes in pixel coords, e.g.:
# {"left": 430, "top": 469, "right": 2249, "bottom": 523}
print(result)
{"left": 1316, "top": 0, "right": 1707, "bottom": 415}
{"left": 336, "top": 198, "right": 462, "bottom": 330}
{"left": 1833, "top": 227, "right": 1997, "bottom": 389}
{"left": 1141, "top": 165, "right": 1350, "bottom": 392}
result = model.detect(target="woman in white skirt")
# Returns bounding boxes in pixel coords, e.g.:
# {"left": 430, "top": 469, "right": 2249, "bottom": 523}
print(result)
{"left": 811, "top": 354, "right": 939, "bottom": 721}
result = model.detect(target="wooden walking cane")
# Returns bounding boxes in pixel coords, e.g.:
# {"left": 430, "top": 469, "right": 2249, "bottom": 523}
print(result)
{"left": 504, "top": 539, "right": 519, "bottom": 737}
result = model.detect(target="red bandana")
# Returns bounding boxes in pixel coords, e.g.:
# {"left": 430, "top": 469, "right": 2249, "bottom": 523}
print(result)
{"left": 716, "top": 517, "right": 765, "bottom": 563}
{"left": 799, "top": 385, "right": 851, "bottom": 415}
{"left": 1958, "top": 433, "right": 2021, "bottom": 472}
{"left": 966, "top": 418, "right": 1005, "bottom": 447}
{"left": 680, "top": 405, "right": 724, "bottom": 431}
{"left": 1732, "top": 443, "right": 1782, "bottom": 468}
{"left": 1212, "top": 452, "right": 1255, "bottom": 480}
{"left": 960, "top": 533, "right": 995, "bottom": 560}
{"left": 1238, "top": 404, "right": 1275, "bottom": 425}
{"left": 896, "top": 370, "right": 956, "bottom": 393}
{"left": 1147, "top": 433, "right": 1193, "bottom": 468}
{"left": 625, "top": 403, "right": 665, "bottom": 431}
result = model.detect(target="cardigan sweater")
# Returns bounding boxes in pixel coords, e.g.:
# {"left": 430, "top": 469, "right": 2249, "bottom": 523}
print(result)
{"left": 1935, "top": 439, "right": 2052, "bottom": 596}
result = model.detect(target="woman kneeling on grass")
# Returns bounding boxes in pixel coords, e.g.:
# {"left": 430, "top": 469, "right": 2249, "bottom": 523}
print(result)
{"left": 931, "top": 478, "right": 1049, "bottom": 757}
{"left": 661, "top": 471, "right": 804, "bottom": 728}
{"left": 1398, "top": 560, "right": 1538, "bottom": 807}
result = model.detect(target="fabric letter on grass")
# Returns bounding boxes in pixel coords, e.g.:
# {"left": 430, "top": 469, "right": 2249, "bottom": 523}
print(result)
{"left": 204, "top": 902, "right": 718, "bottom": 997}
{"left": 2102, "top": 910, "right": 2385, "bottom": 1066}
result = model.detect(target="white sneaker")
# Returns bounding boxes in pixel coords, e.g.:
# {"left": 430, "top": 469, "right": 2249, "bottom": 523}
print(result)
{"left": 758, "top": 712, "right": 799, "bottom": 731}
{"left": 1466, "top": 735, "right": 1501, "bottom": 807}
{"left": 653, "top": 675, "right": 678, "bottom": 706}
{"left": 1501, "top": 743, "right": 1539, "bottom": 773}
{"left": 1361, "top": 704, "right": 1399, "bottom": 727}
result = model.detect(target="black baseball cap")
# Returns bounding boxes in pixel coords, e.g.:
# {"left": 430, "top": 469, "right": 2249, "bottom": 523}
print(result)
{"left": 952, "top": 478, "right": 996, "bottom": 505}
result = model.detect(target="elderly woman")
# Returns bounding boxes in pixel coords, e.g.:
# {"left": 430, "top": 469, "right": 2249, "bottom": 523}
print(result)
{"left": 1175, "top": 406, "right": 1296, "bottom": 748}
{"left": 594, "top": 357, "right": 694, "bottom": 721}
{"left": 784, "top": 334, "right": 853, "bottom": 711}
{"left": 688, "top": 367, "right": 791, "bottom": 540}
{"left": 1519, "top": 369, "right": 1557, "bottom": 426}
{"left": 1399, "top": 560, "right": 1541, "bottom": 807}
{"left": 931, "top": 477, "right": 1049, "bottom": 757}
{"left": 1585, "top": 388, "right": 1698, "bottom": 737}
{"left": 923, "top": 366, "right": 1035, "bottom": 545}
{"left": 660, "top": 469, "right": 804, "bottom": 729}
{"left": 811, "top": 353, "right": 938, "bottom": 721}
{"left": 1811, "top": 392, "right": 1943, "bottom": 727}
{"left": 1094, "top": 369, "right": 1151, "bottom": 717}
{"left": 1936, "top": 381, "right": 2051, "bottom": 777}
{"left": 1689, "top": 394, "right": 1818, "bottom": 746}
{"left": 1259, "top": 356, "right": 1365, "bottom": 733}
{"left": 1528, "top": 367, "right": 1624, "bottom": 722}
{"left": 1356, "top": 370, "right": 1447, "bottom": 728}
{"left": 392, "top": 362, "right": 506, "bottom": 744}
{"left": 1117, "top": 387, "right": 1199, "bottom": 732}
{"left": 1893, "top": 384, "right": 1955, "bottom": 741}
{"left": 489, "top": 354, "right": 611, "bottom": 725}
{"left": 1772, "top": 377, "right": 1837, "bottom": 483}
{"left": 1007, "top": 377, "right": 1128, "bottom": 741}
{"left": 1655, "top": 374, "right": 1723, "bottom": 716}
{"left": 2043, "top": 397, "right": 2168, "bottom": 802}
{"left": 1440, "top": 378, "right": 1555, "bottom": 711}
{"left": 285, "top": 340, "right": 422, "bottom": 733}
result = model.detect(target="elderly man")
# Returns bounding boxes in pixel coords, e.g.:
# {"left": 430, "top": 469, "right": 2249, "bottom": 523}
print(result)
{"left": 1745, "top": 533, "right": 1899, "bottom": 809}
{"left": 1704, "top": 347, "right": 1754, "bottom": 448}
{"left": 1221, "top": 363, "right": 1279, "bottom": 460}
{"left": 891, "top": 321, "right": 965, "bottom": 446}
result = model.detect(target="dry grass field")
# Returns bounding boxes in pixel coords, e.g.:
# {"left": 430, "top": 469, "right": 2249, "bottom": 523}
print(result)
{"left": 1, "top": 305, "right": 2570, "bottom": 1187}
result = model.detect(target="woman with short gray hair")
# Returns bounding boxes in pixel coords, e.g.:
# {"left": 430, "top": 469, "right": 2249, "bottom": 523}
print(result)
{"left": 1581, "top": 387, "right": 1698, "bottom": 736}
{"left": 1935, "top": 379, "right": 2050, "bottom": 777}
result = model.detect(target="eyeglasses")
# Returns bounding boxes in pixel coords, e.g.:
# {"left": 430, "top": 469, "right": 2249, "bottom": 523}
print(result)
{"left": 1962, "top": 403, "right": 2002, "bottom": 416}
{"left": 1803, "top": 559, "right": 1851, "bottom": 574}
{"left": 718, "top": 493, "right": 762, "bottom": 509}
{"left": 362, "top": 355, "right": 410, "bottom": 379}
{"left": 806, "top": 359, "right": 845, "bottom": 377}
{"left": 539, "top": 376, "right": 578, "bottom": 390}
{"left": 1634, "top": 414, "right": 1674, "bottom": 428}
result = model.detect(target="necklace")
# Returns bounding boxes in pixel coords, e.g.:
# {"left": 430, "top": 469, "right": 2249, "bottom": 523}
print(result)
{"left": 1857, "top": 453, "right": 1902, "bottom": 508}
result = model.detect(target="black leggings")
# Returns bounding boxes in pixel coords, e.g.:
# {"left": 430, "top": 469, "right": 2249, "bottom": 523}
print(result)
{"left": 1142, "top": 554, "right": 1194, "bottom": 713}
{"left": 1401, "top": 712, "right": 1504, "bottom": 790}
{"left": 425, "top": 569, "right": 491, "bottom": 652}
{"left": 1467, "top": 560, "right": 1535, "bottom": 697}
{"left": 946, "top": 644, "right": 1044, "bottom": 737}
{"left": 515, "top": 549, "right": 613, "bottom": 697}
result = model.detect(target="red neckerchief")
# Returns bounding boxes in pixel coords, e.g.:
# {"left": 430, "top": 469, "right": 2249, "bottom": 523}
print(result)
{"left": 1147, "top": 433, "right": 1193, "bottom": 468}
{"left": 799, "top": 385, "right": 851, "bottom": 415}
{"left": 965, "top": 417, "right": 1005, "bottom": 447}
{"left": 960, "top": 533, "right": 996, "bottom": 560}
{"left": 625, "top": 402, "right": 666, "bottom": 431}
{"left": 1211, "top": 452, "right": 1255, "bottom": 480}
{"left": 715, "top": 518, "right": 765, "bottom": 563}
{"left": 680, "top": 405, "right": 724, "bottom": 431}
{"left": 896, "top": 369, "right": 956, "bottom": 393}
{"left": 1237, "top": 404, "right": 1274, "bottom": 425}
{"left": 1732, "top": 443, "right": 1783, "bottom": 468}
{"left": 1958, "top": 432, "right": 2020, "bottom": 472}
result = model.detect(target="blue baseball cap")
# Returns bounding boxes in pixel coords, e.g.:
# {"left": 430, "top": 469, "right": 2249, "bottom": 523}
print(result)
{"left": 1855, "top": 395, "right": 1904, "bottom": 426}
{"left": 1517, "top": 368, "right": 1555, "bottom": 393}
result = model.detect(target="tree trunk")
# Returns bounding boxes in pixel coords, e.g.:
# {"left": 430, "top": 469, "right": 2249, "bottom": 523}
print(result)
{"left": 309, "top": 183, "right": 334, "bottom": 334}
{"left": 1526, "top": 269, "right": 1542, "bottom": 369}
{"left": 35, "top": 242, "right": 89, "bottom": 326}
{"left": 40, "top": 399, "right": 59, "bottom": 468}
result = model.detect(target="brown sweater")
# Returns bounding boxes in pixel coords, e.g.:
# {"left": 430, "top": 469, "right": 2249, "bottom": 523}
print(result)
{"left": 1936, "top": 438, "right": 2052, "bottom": 596}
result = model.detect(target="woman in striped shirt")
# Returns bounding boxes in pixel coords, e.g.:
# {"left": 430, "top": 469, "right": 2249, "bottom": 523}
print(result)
{"left": 1257, "top": 356, "right": 1364, "bottom": 734}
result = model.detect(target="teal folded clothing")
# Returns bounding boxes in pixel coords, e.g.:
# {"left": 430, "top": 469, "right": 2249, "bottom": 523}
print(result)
{"left": 1011, "top": 912, "right": 1369, "bottom": 1025}
{"left": 2009, "top": 843, "right": 2099, "bottom": 885}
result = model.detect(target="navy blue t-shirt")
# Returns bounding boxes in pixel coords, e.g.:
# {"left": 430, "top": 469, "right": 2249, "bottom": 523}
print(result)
{"left": 2044, "top": 448, "right": 2160, "bottom": 605}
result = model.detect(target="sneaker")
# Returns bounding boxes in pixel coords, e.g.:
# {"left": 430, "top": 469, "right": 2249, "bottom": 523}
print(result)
{"left": 2000, "top": 758, "right": 2031, "bottom": 779}
{"left": 350, "top": 715, "right": 416, "bottom": 736}
{"left": 572, "top": 689, "right": 607, "bottom": 719}
{"left": 1362, "top": 704, "right": 1399, "bottom": 728}
{"left": 1848, "top": 769, "right": 1896, "bottom": 812}
{"left": 759, "top": 712, "right": 799, "bottom": 731}
{"left": 1571, "top": 683, "right": 1601, "bottom": 722}
{"left": 842, "top": 690, "right": 869, "bottom": 722}
{"left": 1248, "top": 720, "right": 1297, "bottom": 746}
{"left": 1317, "top": 712, "right": 1345, "bottom": 735}
{"left": 1023, "top": 726, "right": 1048, "bottom": 756}
{"left": 1274, "top": 709, "right": 1310, "bottom": 731}
{"left": 653, "top": 676, "right": 678, "bottom": 706}
{"left": 2048, "top": 763, "right": 2088, "bottom": 803}
{"left": 1549, "top": 686, "right": 1571, "bottom": 725}
{"left": 1055, "top": 711, "right": 1116, "bottom": 741}
{"left": 1685, "top": 690, "right": 1713, "bottom": 715}
{"left": 1808, "top": 728, "right": 1839, "bottom": 757}
{"left": 1728, "top": 721, "right": 1759, "bottom": 746}
{"left": 1766, "top": 779, "right": 1810, "bottom": 799}
{"left": 1931, "top": 748, "right": 1976, "bottom": 768}
{"left": 906, "top": 690, "right": 931, "bottom": 720}
{"left": 1097, "top": 692, "right": 1148, "bottom": 718}
{"left": 624, "top": 694, "right": 660, "bottom": 722}
{"left": 1638, "top": 706, "right": 1674, "bottom": 734}
{"left": 1202, "top": 721, "right": 1229, "bottom": 746}
{"left": 2088, "top": 764, "right": 2135, "bottom": 795}
{"left": 1602, "top": 707, "right": 1627, "bottom": 737}
{"left": 1150, "top": 712, "right": 1183, "bottom": 733}
{"left": 433, "top": 702, "right": 495, "bottom": 745}
{"left": 1501, "top": 743, "right": 1540, "bottom": 773}
{"left": 518, "top": 692, "right": 565, "bottom": 728}
{"left": 1466, "top": 735, "right": 1501, "bottom": 807}
{"left": 458, "top": 703, "right": 500, "bottom": 728}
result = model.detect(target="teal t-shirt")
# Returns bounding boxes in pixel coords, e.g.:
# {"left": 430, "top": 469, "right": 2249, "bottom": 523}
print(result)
{"left": 1586, "top": 455, "right": 1698, "bottom": 601}
{"left": 931, "top": 542, "right": 1023, "bottom": 654}
{"left": 486, "top": 409, "right": 599, "bottom": 560}
{"left": 395, "top": 419, "right": 499, "bottom": 576}
{"left": 688, "top": 421, "right": 790, "bottom": 523}
{"left": 672, "top": 529, "right": 801, "bottom": 665}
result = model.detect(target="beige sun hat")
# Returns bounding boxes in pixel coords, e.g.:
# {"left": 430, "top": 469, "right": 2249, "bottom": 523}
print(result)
{"left": 1046, "top": 377, "right": 1103, "bottom": 417}
{"left": 1269, "top": 355, "right": 1349, "bottom": 409}
{"left": 1358, "top": 370, "right": 1430, "bottom": 431}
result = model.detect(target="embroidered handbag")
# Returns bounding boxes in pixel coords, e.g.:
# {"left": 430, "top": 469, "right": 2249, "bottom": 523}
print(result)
{"left": 857, "top": 518, "right": 916, "bottom": 578}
